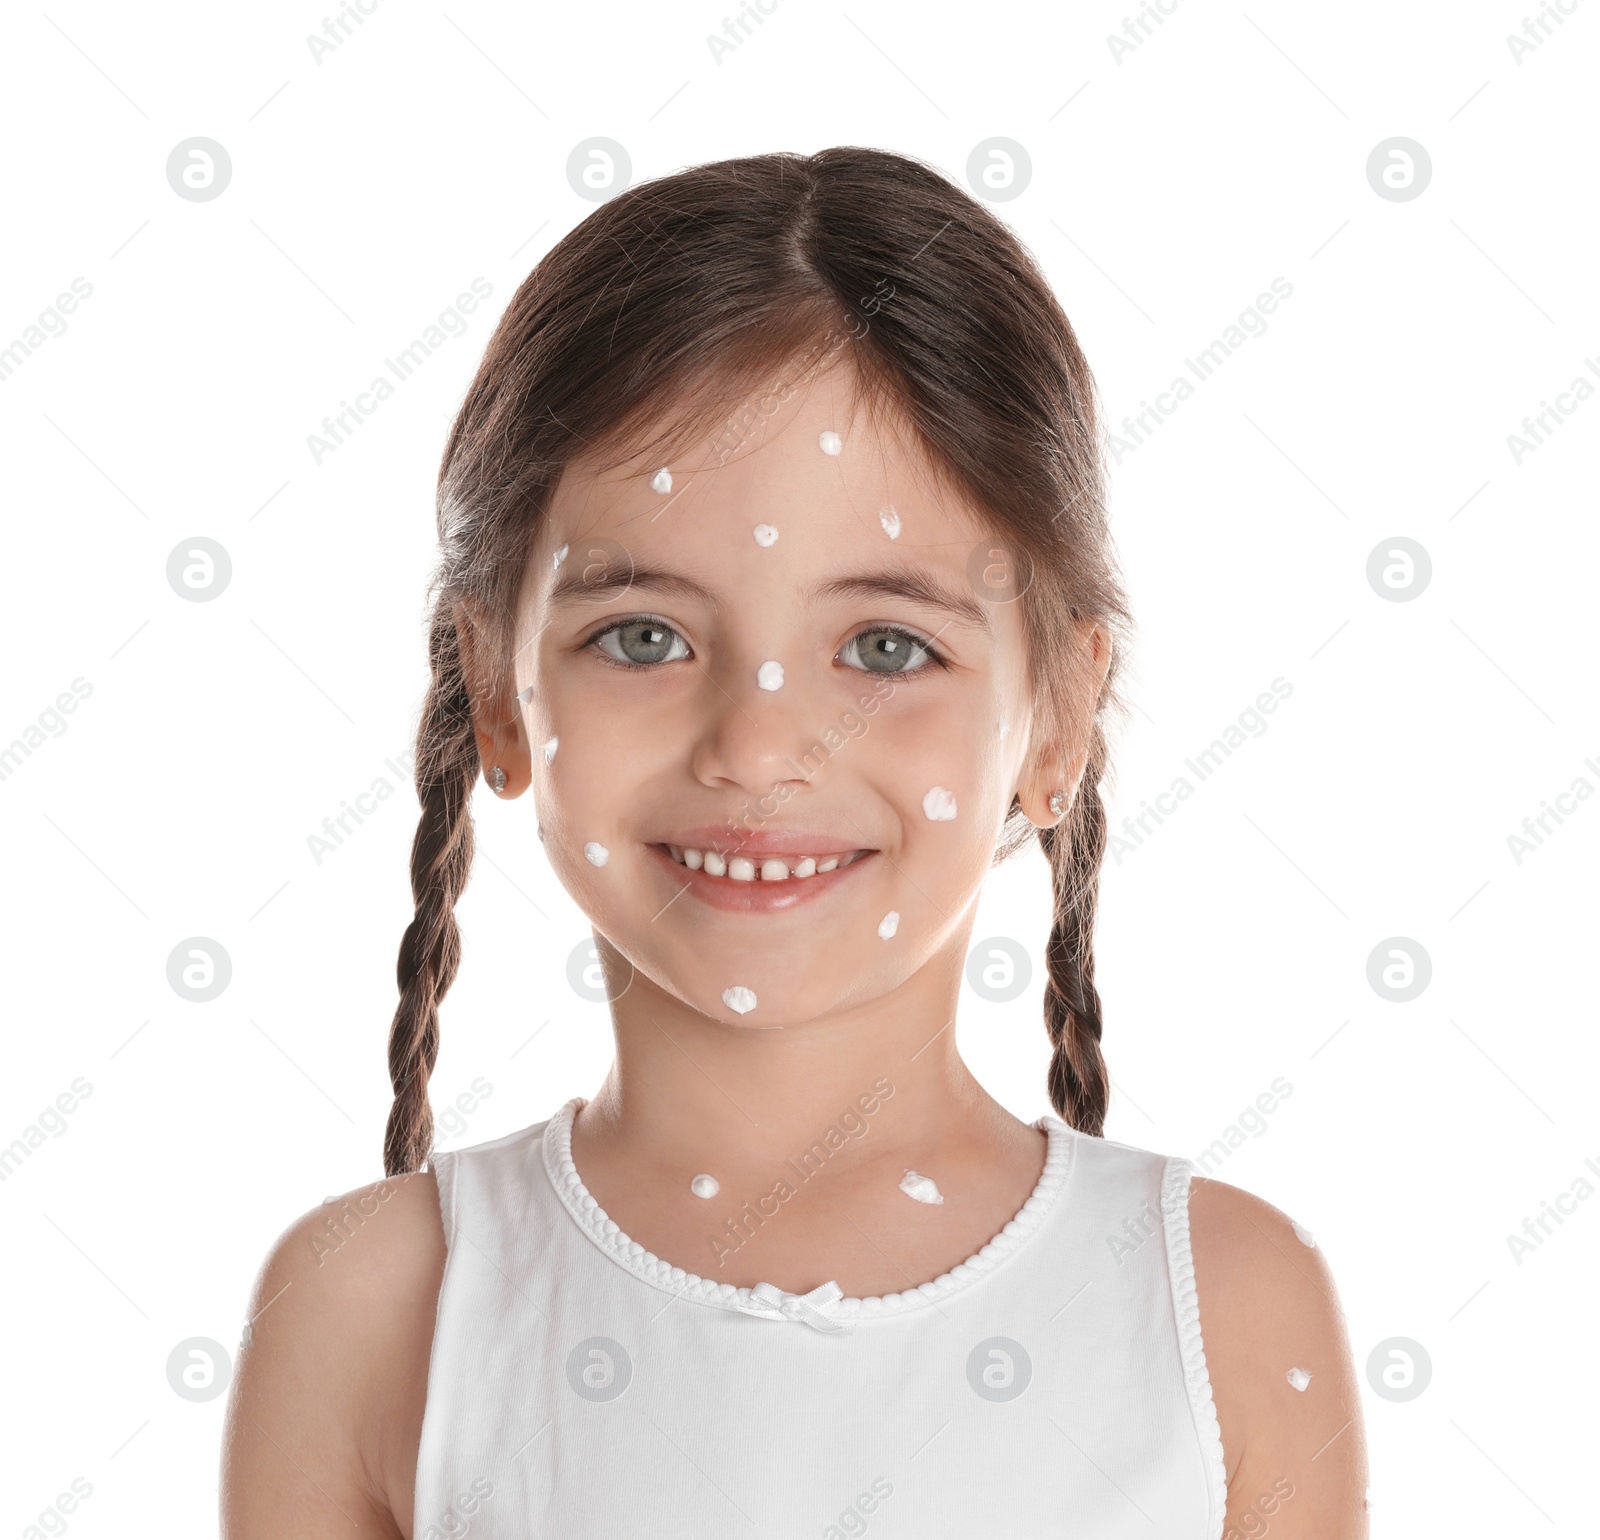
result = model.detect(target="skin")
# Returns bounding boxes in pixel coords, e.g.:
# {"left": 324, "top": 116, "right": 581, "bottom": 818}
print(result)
{"left": 220, "top": 355, "right": 1368, "bottom": 1536}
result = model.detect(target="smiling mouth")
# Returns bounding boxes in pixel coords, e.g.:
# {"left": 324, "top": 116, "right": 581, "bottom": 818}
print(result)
{"left": 654, "top": 843, "right": 874, "bottom": 884}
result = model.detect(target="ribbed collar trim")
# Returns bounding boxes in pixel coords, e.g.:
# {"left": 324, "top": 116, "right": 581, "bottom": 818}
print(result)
{"left": 541, "top": 1096, "right": 1077, "bottom": 1321}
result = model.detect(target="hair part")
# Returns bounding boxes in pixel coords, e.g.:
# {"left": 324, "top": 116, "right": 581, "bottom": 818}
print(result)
{"left": 384, "top": 146, "right": 1133, "bottom": 1175}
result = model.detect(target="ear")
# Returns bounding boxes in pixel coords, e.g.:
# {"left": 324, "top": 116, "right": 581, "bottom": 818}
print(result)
{"left": 453, "top": 597, "right": 535, "bottom": 798}
{"left": 1017, "top": 737, "right": 1083, "bottom": 830}
{"left": 1017, "top": 619, "right": 1113, "bottom": 828}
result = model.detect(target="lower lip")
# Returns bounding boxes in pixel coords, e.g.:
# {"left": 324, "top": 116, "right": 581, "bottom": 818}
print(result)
{"left": 645, "top": 844, "right": 877, "bottom": 913}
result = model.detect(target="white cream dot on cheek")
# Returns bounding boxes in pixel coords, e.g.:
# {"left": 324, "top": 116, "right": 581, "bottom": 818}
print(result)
{"left": 722, "top": 985, "right": 757, "bottom": 1014}
{"left": 1286, "top": 1366, "right": 1312, "bottom": 1392}
{"left": 818, "top": 430, "right": 842, "bottom": 456}
{"left": 753, "top": 524, "right": 779, "bottom": 547}
{"left": 922, "top": 786, "right": 958, "bottom": 821}
{"left": 583, "top": 841, "right": 609, "bottom": 867}
{"left": 879, "top": 505, "right": 901, "bottom": 539}
{"left": 690, "top": 1174, "right": 719, "bottom": 1199}
{"left": 650, "top": 467, "right": 672, "bottom": 494}
{"left": 552, "top": 544, "right": 568, "bottom": 570}
{"left": 899, "top": 1170, "right": 944, "bottom": 1204}
{"left": 543, "top": 735, "right": 558, "bottom": 764}
{"left": 878, "top": 910, "right": 899, "bottom": 940}
{"left": 757, "top": 660, "right": 784, "bottom": 691}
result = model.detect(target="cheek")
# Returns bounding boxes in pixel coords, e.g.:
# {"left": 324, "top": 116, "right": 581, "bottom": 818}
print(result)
{"left": 533, "top": 758, "right": 629, "bottom": 901}
{"left": 865, "top": 680, "right": 1008, "bottom": 829}
{"left": 534, "top": 673, "right": 674, "bottom": 816}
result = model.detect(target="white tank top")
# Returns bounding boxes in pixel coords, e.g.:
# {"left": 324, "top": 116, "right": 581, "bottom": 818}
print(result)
{"left": 412, "top": 1097, "right": 1227, "bottom": 1539}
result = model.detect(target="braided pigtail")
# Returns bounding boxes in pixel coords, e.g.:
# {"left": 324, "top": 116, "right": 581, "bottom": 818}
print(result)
{"left": 1036, "top": 727, "right": 1113, "bottom": 1137}
{"left": 383, "top": 599, "right": 482, "bottom": 1176}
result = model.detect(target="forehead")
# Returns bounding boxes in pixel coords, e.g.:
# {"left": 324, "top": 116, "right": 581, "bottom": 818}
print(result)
{"left": 532, "top": 357, "right": 999, "bottom": 599}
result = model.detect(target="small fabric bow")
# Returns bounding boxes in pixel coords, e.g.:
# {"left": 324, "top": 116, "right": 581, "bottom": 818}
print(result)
{"left": 735, "top": 1279, "right": 855, "bottom": 1335}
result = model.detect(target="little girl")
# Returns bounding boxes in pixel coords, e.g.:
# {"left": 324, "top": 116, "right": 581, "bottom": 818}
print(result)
{"left": 222, "top": 147, "right": 1368, "bottom": 1539}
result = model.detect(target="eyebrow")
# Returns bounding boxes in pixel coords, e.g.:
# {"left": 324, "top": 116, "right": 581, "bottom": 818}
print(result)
{"left": 549, "top": 559, "right": 993, "bottom": 634}
{"left": 813, "top": 570, "right": 992, "bottom": 634}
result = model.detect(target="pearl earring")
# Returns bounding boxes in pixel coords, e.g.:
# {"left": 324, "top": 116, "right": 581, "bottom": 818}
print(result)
{"left": 487, "top": 766, "right": 507, "bottom": 792}
{"left": 1048, "top": 789, "right": 1066, "bottom": 817}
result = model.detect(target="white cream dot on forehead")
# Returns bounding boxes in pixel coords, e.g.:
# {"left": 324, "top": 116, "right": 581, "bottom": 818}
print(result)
{"left": 543, "top": 736, "right": 558, "bottom": 764}
{"left": 583, "top": 841, "right": 609, "bottom": 866}
{"left": 878, "top": 910, "right": 899, "bottom": 939}
{"left": 753, "top": 523, "right": 779, "bottom": 546}
{"left": 879, "top": 505, "right": 901, "bottom": 540}
{"left": 757, "top": 660, "right": 784, "bottom": 691}
{"left": 690, "top": 1174, "right": 719, "bottom": 1199}
{"left": 518, "top": 685, "right": 535, "bottom": 704}
{"left": 552, "top": 543, "right": 569, "bottom": 569}
{"left": 819, "top": 430, "right": 842, "bottom": 456}
{"left": 722, "top": 985, "right": 757, "bottom": 1014}
{"left": 650, "top": 467, "right": 672, "bottom": 494}
{"left": 922, "top": 786, "right": 958, "bottom": 821}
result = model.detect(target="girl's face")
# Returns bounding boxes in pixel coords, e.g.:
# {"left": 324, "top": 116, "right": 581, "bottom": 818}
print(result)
{"left": 475, "top": 357, "right": 1096, "bottom": 1029}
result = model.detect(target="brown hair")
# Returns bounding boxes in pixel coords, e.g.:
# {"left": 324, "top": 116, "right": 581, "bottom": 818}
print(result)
{"left": 383, "top": 146, "right": 1133, "bottom": 1176}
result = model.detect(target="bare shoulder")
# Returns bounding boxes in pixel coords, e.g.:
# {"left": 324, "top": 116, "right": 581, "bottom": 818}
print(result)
{"left": 221, "top": 1170, "right": 447, "bottom": 1539}
{"left": 1186, "top": 1174, "right": 1370, "bottom": 1538}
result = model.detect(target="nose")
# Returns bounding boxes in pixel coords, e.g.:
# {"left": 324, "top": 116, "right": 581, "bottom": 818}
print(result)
{"left": 687, "top": 650, "right": 828, "bottom": 798}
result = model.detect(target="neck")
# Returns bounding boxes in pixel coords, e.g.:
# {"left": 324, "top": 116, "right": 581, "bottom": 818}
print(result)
{"left": 578, "top": 933, "right": 1018, "bottom": 1171}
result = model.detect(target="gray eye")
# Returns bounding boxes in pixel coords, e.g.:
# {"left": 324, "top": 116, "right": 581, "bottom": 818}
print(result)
{"left": 842, "top": 626, "right": 936, "bottom": 675}
{"left": 596, "top": 619, "right": 690, "bottom": 667}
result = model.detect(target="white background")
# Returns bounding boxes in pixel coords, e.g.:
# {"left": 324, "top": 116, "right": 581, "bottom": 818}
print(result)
{"left": 1, "top": 1, "right": 1595, "bottom": 1534}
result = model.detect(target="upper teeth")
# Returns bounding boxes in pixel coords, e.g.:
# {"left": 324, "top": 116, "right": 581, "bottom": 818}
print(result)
{"left": 666, "top": 846, "right": 868, "bottom": 881}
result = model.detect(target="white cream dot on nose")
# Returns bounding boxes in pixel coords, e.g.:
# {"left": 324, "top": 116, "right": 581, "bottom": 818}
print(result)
{"left": 922, "top": 786, "right": 958, "bottom": 821}
{"left": 878, "top": 910, "right": 899, "bottom": 939}
{"left": 690, "top": 1174, "right": 719, "bottom": 1199}
{"left": 1286, "top": 1366, "right": 1312, "bottom": 1392}
{"left": 583, "top": 841, "right": 609, "bottom": 867}
{"left": 722, "top": 985, "right": 757, "bottom": 1014}
{"left": 879, "top": 505, "right": 901, "bottom": 539}
{"left": 899, "top": 1170, "right": 944, "bottom": 1204}
{"left": 650, "top": 467, "right": 672, "bottom": 494}
{"left": 997, "top": 714, "right": 1008, "bottom": 738}
{"left": 819, "top": 430, "right": 842, "bottom": 456}
{"left": 552, "top": 543, "right": 568, "bottom": 569}
{"left": 753, "top": 524, "right": 779, "bottom": 546}
{"left": 543, "top": 736, "right": 558, "bottom": 764}
{"left": 1292, "top": 1219, "right": 1316, "bottom": 1248}
{"left": 757, "top": 660, "right": 784, "bottom": 690}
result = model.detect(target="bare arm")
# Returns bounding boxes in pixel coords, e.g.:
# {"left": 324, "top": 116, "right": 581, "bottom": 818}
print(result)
{"left": 1189, "top": 1175, "right": 1369, "bottom": 1538}
{"left": 220, "top": 1173, "right": 446, "bottom": 1538}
